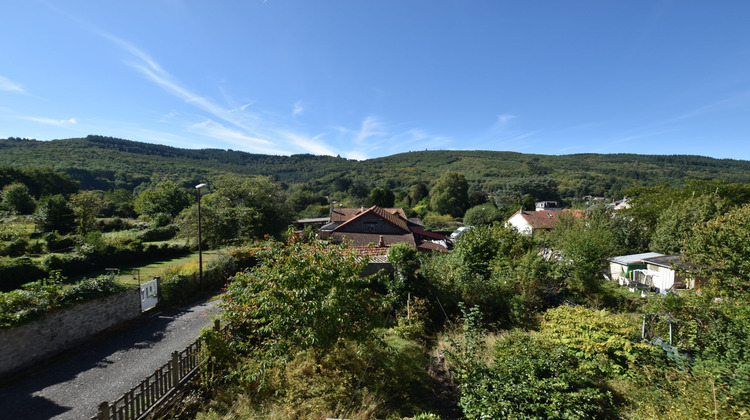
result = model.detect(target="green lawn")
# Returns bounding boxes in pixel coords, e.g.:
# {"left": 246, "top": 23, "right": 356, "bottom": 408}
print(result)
{"left": 61, "top": 249, "right": 224, "bottom": 286}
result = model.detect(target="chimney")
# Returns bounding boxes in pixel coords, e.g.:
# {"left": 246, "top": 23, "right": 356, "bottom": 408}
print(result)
{"left": 378, "top": 235, "right": 385, "bottom": 247}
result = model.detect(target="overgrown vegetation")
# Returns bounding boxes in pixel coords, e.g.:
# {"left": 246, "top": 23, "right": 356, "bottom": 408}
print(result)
{"left": 2, "top": 136, "right": 750, "bottom": 418}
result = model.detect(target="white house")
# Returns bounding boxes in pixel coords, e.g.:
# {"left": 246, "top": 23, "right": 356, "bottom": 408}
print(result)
{"left": 607, "top": 252, "right": 664, "bottom": 285}
{"left": 641, "top": 254, "right": 696, "bottom": 291}
{"left": 506, "top": 208, "right": 583, "bottom": 235}
{"left": 608, "top": 252, "right": 695, "bottom": 292}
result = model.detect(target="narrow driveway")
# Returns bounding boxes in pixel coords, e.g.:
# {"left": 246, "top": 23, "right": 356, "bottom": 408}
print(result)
{"left": 0, "top": 296, "right": 221, "bottom": 419}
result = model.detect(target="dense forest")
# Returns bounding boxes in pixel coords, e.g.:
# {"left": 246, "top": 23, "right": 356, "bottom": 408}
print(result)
{"left": 3, "top": 135, "right": 750, "bottom": 199}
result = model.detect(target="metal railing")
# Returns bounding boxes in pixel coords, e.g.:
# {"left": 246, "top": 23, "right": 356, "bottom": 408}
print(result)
{"left": 92, "top": 320, "right": 221, "bottom": 420}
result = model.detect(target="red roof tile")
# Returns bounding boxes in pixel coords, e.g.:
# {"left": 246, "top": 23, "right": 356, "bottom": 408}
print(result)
{"left": 333, "top": 205, "right": 410, "bottom": 233}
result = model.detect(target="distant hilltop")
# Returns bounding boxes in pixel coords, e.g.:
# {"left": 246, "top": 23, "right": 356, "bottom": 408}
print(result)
{"left": 2, "top": 135, "right": 750, "bottom": 197}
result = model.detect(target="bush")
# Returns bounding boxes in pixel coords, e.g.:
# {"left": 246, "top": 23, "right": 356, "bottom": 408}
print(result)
{"left": 1, "top": 238, "right": 28, "bottom": 257}
{"left": 137, "top": 225, "right": 177, "bottom": 242}
{"left": 43, "top": 232, "right": 76, "bottom": 252}
{"left": 0, "top": 272, "right": 128, "bottom": 328}
{"left": 539, "top": 305, "right": 659, "bottom": 378}
{"left": 460, "top": 330, "right": 615, "bottom": 419}
{"left": 0, "top": 257, "right": 47, "bottom": 292}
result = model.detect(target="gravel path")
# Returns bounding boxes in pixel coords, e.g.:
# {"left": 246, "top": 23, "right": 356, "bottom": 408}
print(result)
{"left": 0, "top": 296, "right": 221, "bottom": 420}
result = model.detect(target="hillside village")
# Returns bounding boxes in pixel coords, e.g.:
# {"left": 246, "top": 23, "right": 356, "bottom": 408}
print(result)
{"left": 1, "top": 139, "right": 749, "bottom": 419}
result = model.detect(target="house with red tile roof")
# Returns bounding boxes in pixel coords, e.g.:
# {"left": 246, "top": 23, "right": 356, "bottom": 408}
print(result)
{"left": 506, "top": 208, "right": 583, "bottom": 235}
{"left": 321, "top": 205, "right": 449, "bottom": 255}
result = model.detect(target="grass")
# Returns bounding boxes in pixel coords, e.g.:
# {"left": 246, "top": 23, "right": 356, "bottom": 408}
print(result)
{"left": 60, "top": 249, "right": 224, "bottom": 286}
{"left": 115, "top": 250, "right": 223, "bottom": 286}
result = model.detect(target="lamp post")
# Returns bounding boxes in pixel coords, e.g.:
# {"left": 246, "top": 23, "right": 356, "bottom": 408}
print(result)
{"left": 195, "top": 183, "right": 207, "bottom": 291}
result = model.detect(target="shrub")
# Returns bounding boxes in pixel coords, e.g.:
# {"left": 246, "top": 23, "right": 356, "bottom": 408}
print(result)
{"left": 539, "top": 305, "right": 658, "bottom": 378}
{"left": 137, "top": 225, "right": 177, "bottom": 242}
{"left": 1, "top": 238, "right": 28, "bottom": 257}
{"left": 0, "top": 271, "right": 127, "bottom": 328}
{"left": 0, "top": 257, "right": 47, "bottom": 292}
{"left": 43, "top": 232, "right": 76, "bottom": 252}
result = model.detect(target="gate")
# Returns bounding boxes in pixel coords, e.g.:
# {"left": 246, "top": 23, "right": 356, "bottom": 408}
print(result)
{"left": 140, "top": 277, "right": 159, "bottom": 312}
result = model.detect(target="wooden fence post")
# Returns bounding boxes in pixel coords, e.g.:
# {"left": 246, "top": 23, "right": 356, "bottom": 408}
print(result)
{"left": 171, "top": 351, "right": 179, "bottom": 387}
{"left": 97, "top": 401, "right": 109, "bottom": 420}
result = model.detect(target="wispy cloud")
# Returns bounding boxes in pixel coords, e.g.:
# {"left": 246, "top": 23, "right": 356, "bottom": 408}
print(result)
{"left": 354, "top": 116, "right": 388, "bottom": 144}
{"left": 293, "top": 100, "right": 304, "bottom": 117}
{"left": 188, "top": 120, "right": 290, "bottom": 155}
{"left": 283, "top": 131, "right": 337, "bottom": 156}
{"left": 497, "top": 114, "right": 516, "bottom": 126}
{"left": 0, "top": 76, "right": 26, "bottom": 94}
{"left": 21, "top": 116, "right": 77, "bottom": 126}
{"left": 338, "top": 116, "right": 450, "bottom": 159}
{"left": 95, "top": 31, "right": 341, "bottom": 156}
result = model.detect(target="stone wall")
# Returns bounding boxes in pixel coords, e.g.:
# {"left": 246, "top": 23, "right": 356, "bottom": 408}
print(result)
{"left": 0, "top": 288, "right": 141, "bottom": 378}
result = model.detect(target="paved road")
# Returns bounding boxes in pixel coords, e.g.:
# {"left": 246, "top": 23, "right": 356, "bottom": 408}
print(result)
{"left": 0, "top": 297, "right": 221, "bottom": 420}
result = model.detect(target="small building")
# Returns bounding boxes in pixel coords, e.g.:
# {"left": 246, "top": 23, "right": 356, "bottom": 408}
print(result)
{"left": 608, "top": 252, "right": 665, "bottom": 285}
{"left": 535, "top": 201, "right": 562, "bottom": 212}
{"left": 506, "top": 208, "right": 583, "bottom": 235}
{"left": 608, "top": 252, "right": 696, "bottom": 293}
{"left": 641, "top": 254, "right": 697, "bottom": 291}
{"left": 324, "top": 205, "right": 449, "bottom": 255}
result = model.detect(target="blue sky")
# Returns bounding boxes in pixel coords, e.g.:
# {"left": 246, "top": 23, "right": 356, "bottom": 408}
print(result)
{"left": 1, "top": 1, "right": 749, "bottom": 160}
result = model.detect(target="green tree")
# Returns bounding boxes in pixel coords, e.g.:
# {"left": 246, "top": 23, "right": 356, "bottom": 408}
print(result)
{"left": 462, "top": 203, "right": 506, "bottom": 226}
{"left": 33, "top": 194, "right": 75, "bottom": 233}
{"left": 348, "top": 182, "right": 369, "bottom": 199}
{"left": 367, "top": 187, "right": 395, "bottom": 208}
{"left": 650, "top": 193, "right": 725, "bottom": 254}
{"left": 430, "top": 171, "right": 469, "bottom": 217}
{"left": 1, "top": 182, "right": 36, "bottom": 214}
{"left": 683, "top": 204, "right": 750, "bottom": 294}
{"left": 520, "top": 193, "right": 535, "bottom": 211}
{"left": 408, "top": 182, "right": 429, "bottom": 208}
{"left": 221, "top": 236, "right": 383, "bottom": 366}
{"left": 70, "top": 190, "right": 105, "bottom": 234}
{"left": 547, "top": 207, "right": 621, "bottom": 297}
{"left": 387, "top": 242, "right": 424, "bottom": 303}
{"left": 177, "top": 175, "right": 294, "bottom": 247}
{"left": 134, "top": 181, "right": 192, "bottom": 224}
{"left": 287, "top": 188, "right": 328, "bottom": 213}
{"left": 101, "top": 188, "right": 135, "bottom": 218}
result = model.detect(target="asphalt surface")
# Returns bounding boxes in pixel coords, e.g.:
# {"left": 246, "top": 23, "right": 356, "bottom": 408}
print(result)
{"left": 0, "top": 296, "right": 221, "bottom": 420}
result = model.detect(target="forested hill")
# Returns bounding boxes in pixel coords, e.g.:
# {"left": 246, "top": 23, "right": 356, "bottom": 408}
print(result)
{"left": 2, "top": 135, "right": 750, "bottom": 198}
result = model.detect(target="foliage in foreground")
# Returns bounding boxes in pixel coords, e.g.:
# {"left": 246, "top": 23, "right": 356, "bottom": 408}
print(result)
{"left": 193, "top": 237, "right": 442, "bottom": 418}
{"left": 0, "top": 271, "right": 127, "bottom": 328}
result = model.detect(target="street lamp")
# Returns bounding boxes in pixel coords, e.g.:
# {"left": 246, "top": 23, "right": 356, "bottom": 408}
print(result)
{"left": 195, "top": 183, "right": 207, "bottom": 291}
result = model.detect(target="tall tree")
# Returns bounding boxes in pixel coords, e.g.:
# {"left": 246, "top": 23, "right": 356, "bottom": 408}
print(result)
{"left": 430, "top": 171, "right": 469, "bottom": 217}
{"left": 367, "top": 187, "right": 395, "bottom": 208}
{"left": 70, "top": 190, "right": 106, "bottom": 234}
{"left": 1, "top": 182, "right": 36, "bottom": 214}
{"left": 408, "top": 182, "right": 429, "bottom": 207}
{"left": 683, "top": 204, "right": 750, "bottom": 295}
{"left": 33, "top": 194, "right": 75, "bottom": 233}
{"left": 134, "top": 181, "right": 192, "bottom": 225}
{"left": 650, "top": 193, "right": 725, "bottom": 254}
{"left": 177, "top": 175, "right": 294, "bottom": 247}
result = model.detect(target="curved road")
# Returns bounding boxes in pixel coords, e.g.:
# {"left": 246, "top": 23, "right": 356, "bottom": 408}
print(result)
{"left": 0, "top": 297, "right": 221, "bottom": 420}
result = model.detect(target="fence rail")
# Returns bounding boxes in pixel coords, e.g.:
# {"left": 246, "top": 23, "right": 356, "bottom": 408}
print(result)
{"left": 92, "top": 320, "right": 221, "bottom": 420}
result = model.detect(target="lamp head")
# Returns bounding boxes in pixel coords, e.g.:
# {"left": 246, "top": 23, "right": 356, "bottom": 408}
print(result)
{"left": 195, "top": 183, "right": 207, "bottom": 189}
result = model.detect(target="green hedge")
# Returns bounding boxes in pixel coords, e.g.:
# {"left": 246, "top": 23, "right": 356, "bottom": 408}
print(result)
{"left": 158, "top": 247, "right": 257, "bottom": 307}
{"left": 0, "top": 272, "right": 128, "bottom": 328}
{"left": 0, "top": 257, "right": 47, "bottom": 292}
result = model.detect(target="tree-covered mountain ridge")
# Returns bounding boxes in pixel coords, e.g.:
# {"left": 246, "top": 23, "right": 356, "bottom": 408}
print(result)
{"left": 2, "top": 135, "right": 750, "bottom": 197}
